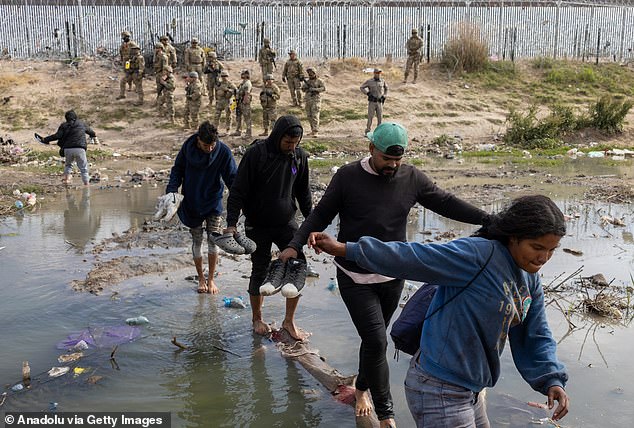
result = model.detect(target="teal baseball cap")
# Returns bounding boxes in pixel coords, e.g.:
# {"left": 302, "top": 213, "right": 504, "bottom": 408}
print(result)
{"left": 366, "top": 122, "right": 408, "bottom": 156}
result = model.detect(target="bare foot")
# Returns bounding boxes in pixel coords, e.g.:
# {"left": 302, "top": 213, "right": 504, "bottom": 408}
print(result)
{"left": 253, "top": 320, "right": 272, "bottom": 336}
{"left": 282, "top": 320, "right": 310, "bottom": 341}
{"left": 196, "top": 277, "right": 208, "bottom": 294}
{"left": 207, "top": 279, "right": 219, "bottom": 295}
{"left": 355, "top": 389, "right": 373, "bottom": 417}
{"left": 379, "top": 418, "right": 396, "bottom": 428}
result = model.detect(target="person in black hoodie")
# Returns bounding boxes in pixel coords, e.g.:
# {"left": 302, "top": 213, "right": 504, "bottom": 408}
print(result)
{"left": 39, "top": 110, "right": 96, "bottom": 186}
{"left": 225, "top": 115, "right": 312, "bottom": 340}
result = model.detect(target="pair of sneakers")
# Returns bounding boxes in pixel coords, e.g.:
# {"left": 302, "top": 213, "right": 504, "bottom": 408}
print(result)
{"left": 259, "top": 258, "right": 307, "bottom": 299}
{"left": 213, "top": 231, "right": 257, "bottom": 255}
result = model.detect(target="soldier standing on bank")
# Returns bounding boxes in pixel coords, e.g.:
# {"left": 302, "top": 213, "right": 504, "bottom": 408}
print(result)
{"left": 259, "top": 74, "right": 281, "bottom": 136}
{"left": 258, "top": 38, "right": 276, "bottom": 80}
{"left": 232, "top": 69, "right": 253, "bottom": 138}
{"left": 301, "top": 67, "right": 326, "bottom": 137}
{"left": 185, "top": 38, "right": 206, "bottom": 94}
{"left": 282, "top": 49, "right": 305, "bottom": 107}
{"left": 118, "top": 42, "right": 145, "bottom": 105}
{"left": 360, "top": 68, "right": 388, "bottom": 135}
{"left": 160, "top": 35, "right": 178, "bottom": 69}
{"left": 158, "top": 65, "right": 176, "bottom": 124}
{"left": 184, "top": 71, "right": 202, "bottom": 129}
{"left": 204, "top": 50, "right": 224, "bottom": 107}
{"left": 153, "top": 44, "right": 169, "bottom": 105}
{"left": 213, "top": 70, "right": 237, "bottom": 134}
{"left": 119, "top": 30, "right": 134, "bottom": 92}
{"left": 404, "top": 28, "right": 423, "bottom": 83}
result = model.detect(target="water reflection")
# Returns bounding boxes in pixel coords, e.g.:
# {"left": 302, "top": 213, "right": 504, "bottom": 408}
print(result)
{"left": 63, "top": 188, "right": 101, "bottom": 252}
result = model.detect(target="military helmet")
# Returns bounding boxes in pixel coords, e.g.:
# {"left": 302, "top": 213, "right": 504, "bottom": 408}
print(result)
{"left": 412, "top": 28, "right": 418, "bottom": 34}
{"left": 191, "top": 37, "right": 199, "bottom": 44}
{"left": 207, "top": 50, "right": 217, "bottom": 58}
{"left": 306, "top": 67, "right": 316, "bottom": 74}
{"left": 263, "top": 38, "right": 270, "bottom": 44}
{"left": 128, "top": 41, "right": 140, "bottom": 50}
{"left": 220, "top": 70, "right": 229, "bottom": 77}
{"left": 240, "top": 69, "right": 250, "bottom": 76}
{"left": 288, "top": 49, "right": 296, "bottom": 55}
{"left": 373, "top": 68, "right": 383, "bottom": 73}
{"left": 160, "top": 35, "right": 169, "bottom": 42}
{"left": 164, "top": 65, "right": 173, "bottom": 73}
{"left": 264, "top": 73, "right": 274, "bottom": 81}
{"left": 154, "top": 43, "right": 164, "bottom": 50}
{"left": 188, "top": 71, "right": 199, "bottom": 78}
{"left": 121, "top": 31, "right": 131, "bottom": 38}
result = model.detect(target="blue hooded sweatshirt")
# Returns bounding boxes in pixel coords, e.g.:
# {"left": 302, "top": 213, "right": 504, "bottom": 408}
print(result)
{"left": 346, "top": 236, "right": 568, "bottom": 396}
{"left": 166, "top": 134, "right": 237, "bottom": 228}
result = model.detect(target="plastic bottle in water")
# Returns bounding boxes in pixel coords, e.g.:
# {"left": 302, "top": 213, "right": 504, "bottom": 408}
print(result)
{"left": 125, "top": 316, "right": 149, "bottom": 325}
{"left": 327, "top": 277, "right": 338, "bottom": 292}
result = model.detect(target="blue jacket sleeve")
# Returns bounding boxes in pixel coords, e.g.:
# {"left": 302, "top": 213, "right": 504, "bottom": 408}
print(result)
{"left": 220, "top": 146, "right": 238, "bottom": 191}
{"left": 346, "top": 236, "right": 484, "bottom": 287}
{"left": 509, "top": 280, "right": 568, "bottom": 395}
{"left": 166, "top": 148, "right": 185, "bottom": 194}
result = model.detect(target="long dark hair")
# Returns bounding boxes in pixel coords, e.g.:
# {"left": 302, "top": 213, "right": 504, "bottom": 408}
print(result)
{"left": 473, "top": 195, "right": 566, "bottom": 244}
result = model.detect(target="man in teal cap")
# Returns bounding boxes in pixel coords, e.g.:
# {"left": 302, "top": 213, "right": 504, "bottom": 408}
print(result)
{"left": 279, "top": 122, "right": 489, "bottom": 427}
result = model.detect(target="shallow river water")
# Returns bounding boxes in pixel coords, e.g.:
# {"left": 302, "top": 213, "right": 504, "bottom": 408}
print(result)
{"left": 1, "top": 178, "right": 634, "bottom": 427}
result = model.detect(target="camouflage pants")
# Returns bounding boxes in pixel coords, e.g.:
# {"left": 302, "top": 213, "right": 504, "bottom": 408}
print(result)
{"left": 158, "top": 90, "right": 175, "bottom": 120}
{"left": 287, "top": 77, "right": 302, "bottom": 105}
{"left": 155, "top": 75, "right": 163, "bottom": 97}
{"left": 235, "top": 104, "right": 252, "bottom": 136}
{"left": 262, "top": 106, "right": 277, "bottom": 132}
{"left": 214, "top": 100, "right": 232, "bottom": 130}
{"left": 404, "top": 54, "right": 421, "bottom": 81}
{"left": 206, "top": 76, "right": 220, "bottom": 104}
{"left": 260, "top": 64, "right": 274, "bottom": 79}
{"left": 119, "top": 73, "right": 143, "bottom": 100}
{"left": 184, "top": 99, "right": 201, "bottom": 127}
{"left": 366, "top": 101, "right": 383, "bottom": 133}
{"left": 305, "top": 97, "right": 321, "bottom": 133}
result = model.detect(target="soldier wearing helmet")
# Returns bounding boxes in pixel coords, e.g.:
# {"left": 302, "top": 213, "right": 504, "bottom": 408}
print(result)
{"left": 153, "top": 44, "right": 169, "bottom": 106}
{"left": 231, "top": 69, "right": 253, "bottom": 138}
{"left": 185, "top": 37, "right": 206, "bottom": 93}
{"left": 404, "top": 27, "right": 423, "bottom": 83}
{"left": 119, "top": 30, "right": 134, "bottom": 92}
{"left": 158, "top": 65, "right": 176, "bottom": 123}
{"left": 259, "top": 74, "right": 281, "bottom": 135}
{"left": 360, "top": 68, "right": 388, "bottom": 135}
{"left": 282, "top": 49, "right": 305, "bottom": 107}
{"left": 204, "top": 49, "right": 224, "bottom": 106}
{"left": 184, "top": 71, "right": 202, "bottom": 129}
{"left": 258, "top": 38, "right": 276, "bottom": 80}
{"left": 213, "top": 70, "right": 237, "bottom": 133}
{"left": 118, "top": 42, "right": 145, "bottom": 105}
{"left": 160, "top": 35, "right": 177, "bottom": 68}
{"left": 301, "top": 67, "right": 326, "bottom": 136}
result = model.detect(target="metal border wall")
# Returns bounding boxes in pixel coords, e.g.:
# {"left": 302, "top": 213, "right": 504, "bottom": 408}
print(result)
{"left": 1, "top": 2, "right": 633, "bottom": 62}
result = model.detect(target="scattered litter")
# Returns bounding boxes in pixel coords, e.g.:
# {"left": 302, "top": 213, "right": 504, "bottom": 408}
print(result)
{"left": 587, "top": 151, "right": 605, "bottom": 158}
{"left": 49, "top": 402, "right": 58, "bottom": 411}
{"left": 87, "top": 375, "right": 103, "bottom": 384}
{"left": 71, "top": 340, "right": 89, "bottom": 351}
{"left": 306, "top": 264, "right": 319, "bottom": 278}
{"left": 477, "top": 143, "right": 496, "bottom": 151}
{"left": 223, "top": 296, "right": 247, "bottom": 309}
{"left": 56, "top": 325, "right": 141, "bottom": 350}
{"left": 14, "top": 200, "right": 23, "bottom": 209}
{"left": 562, "top": 248, "right": 583, "bottom": 256}
{"left": 73, "top": 367, "right": 87, "bottom": 376}
{"left": 125, "top": 316, "right": 149, "bottom": 326}
{"left": 48, "top": 367, "right": 70, "bottom": 378}
{"left": 327, "top": 277, "right": 338, "bottom": 293}
{"left": 11, "top": 383, "right": 24, "bottom": 391}
{"left": 58, "top": 352, "right": 83, "bottom": 363}
{"left": 600, "top": 215, "right": 625, "bottom": 226}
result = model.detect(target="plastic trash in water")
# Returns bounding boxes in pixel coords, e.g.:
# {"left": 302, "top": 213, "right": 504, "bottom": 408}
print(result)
{"left": 223, "top": 296, "right": 247, "bottom": 309}
{"left": 125, "top": 316, "right": 149, "bottom": 326}
{"left": 56, "top": 325, "right": 141, "bottom": 350}
{"left": 306, "top": 263, "right": 319, "bottom": 278}
{"left": 49, "top": 402, "right": 58, "bottom": 412}
{"left": 15, "top": 200, "right": 23, "bottom": 209}
{"left": 327, "top": 277, "right": 338, "bottom": 292}
{"left": 48, "top": 367, "right": 70, "bottom": 378}
{"left": 71, "top": 340, "right": 89, "bottom": 351}
{"left": 58, "top": 352, "right": 83, "bottom": 363}
{"left": 11, "top": 383, "right": 24, "bottom": 392}
{"left": 73, "top": 367, "right": 86, "bottom": 376}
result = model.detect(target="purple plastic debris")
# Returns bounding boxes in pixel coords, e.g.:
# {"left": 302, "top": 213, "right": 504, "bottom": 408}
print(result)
{"left": 56, "top": 325, "right": 141, "bottom": 350}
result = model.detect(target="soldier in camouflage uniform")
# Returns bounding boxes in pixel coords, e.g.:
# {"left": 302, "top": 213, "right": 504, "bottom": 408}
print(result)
{"left": 153, "top": 44, "right": 169, "bottom": 104}
{"left": 204, "top": 50, "right": 224, "bottom": 106}
{"left": 404, "top": 28, "right": 423, "bottom": 83}
{"left": 258, "top": 38, "right": 276, "bottom": 80}
{"left": 301, "top": 67, "right": 326, "bottom": 136}
{"left": 185, "top": 38, "right": 206, "bottom": 94}
{"left": 231, "top": 69, "right": 253, "bottom": 138}
{"left": 184, "top": 71, "right": 202, "bottom": 129}
{"left": 157, "top": 65, "right": 176, "bottom": 123}
{"left": 118, "top": 42, "right": 145, "bottom": 105}
{"left": 119, "top": 31, "right": 133, "bottom": 91}
{"left": 160, "top": 35, "right": 177, "bottom": 69}
{"left": 282, "top": 49, "right": 305, "bottom": 107}
{"left": 360, "top": 68, "right": 388, "bottom": 135}
{"left": 213, "top": 70, "right": 237, "bottom": 133}
{"left": 259, "top": 74, "right": 281, "bottom": 136}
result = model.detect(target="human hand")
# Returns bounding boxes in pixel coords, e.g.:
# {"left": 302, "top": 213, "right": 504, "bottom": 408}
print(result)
{"left": 279, "top": 247, "right": 298, "bottom": 262}
{"left": 547, "top": 386, "right": 569, "bottom": 421}
{"left": 307, "top": 232, "right": 345, "bottom": 257}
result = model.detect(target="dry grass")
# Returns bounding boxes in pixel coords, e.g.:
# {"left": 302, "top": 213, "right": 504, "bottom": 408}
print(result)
{"left": 442, "top": 23, "right": 489, "bottom": 74}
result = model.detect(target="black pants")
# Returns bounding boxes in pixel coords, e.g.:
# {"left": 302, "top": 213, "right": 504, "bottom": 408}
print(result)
{"left": 246, "top": 221, "right": 303, "bottom": 296}
{"left": 337, "top": 268, "right": 404, "bottom": 421}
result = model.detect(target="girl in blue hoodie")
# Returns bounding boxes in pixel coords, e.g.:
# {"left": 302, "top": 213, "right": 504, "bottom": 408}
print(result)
{"left": 309, "top": 195, "right": 570, "bottom": 427}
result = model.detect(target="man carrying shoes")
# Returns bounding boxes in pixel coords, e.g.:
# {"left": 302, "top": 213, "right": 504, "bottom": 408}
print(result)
{"left": 279, "top": 122, "right": 489, "bottom": 427}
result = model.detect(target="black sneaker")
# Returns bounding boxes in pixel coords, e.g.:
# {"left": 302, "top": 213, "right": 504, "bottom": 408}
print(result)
{"left": 259, "top": 259, "right": 286, "bottom": 296}
{"left": 280, "top": 258, "right": 307, "bottom": 298}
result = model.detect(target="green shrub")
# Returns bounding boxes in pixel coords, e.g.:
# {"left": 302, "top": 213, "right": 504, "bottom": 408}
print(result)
{"left": 584, "top": 96, "right": 633, "bottom": 134}
{"left": 302, "top": 140, "right": 329, "bottom": 154}
{"left": 504, "top": 106, "right": 573, "bottom": 149}
{"left": 441, "top": 23, "right": 489, "bottom": 74}
{"left": 531, "top": 57, "right": 556, "bottom": 70}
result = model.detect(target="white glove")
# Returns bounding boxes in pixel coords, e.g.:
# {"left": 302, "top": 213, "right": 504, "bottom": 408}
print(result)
{"left": 153, "top": 193, "right": 183, "bottom": 222}
{"left": 91, "top": 137, "right": 100, "bottom": 145}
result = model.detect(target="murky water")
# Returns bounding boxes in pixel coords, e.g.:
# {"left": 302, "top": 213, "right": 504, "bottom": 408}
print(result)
{"left": 1, "top": 176, "right": 634, "bottom": 427}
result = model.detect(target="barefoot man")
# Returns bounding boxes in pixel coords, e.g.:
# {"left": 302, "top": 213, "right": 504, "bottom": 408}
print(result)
{"left": 279, "top": 122, "right": 489, "bottom": 427}
{"left": 165, "top": 121, "right": 237, "bottom": 294}
{"left": 225, "top": 115, "right": 312, "bottom": 340}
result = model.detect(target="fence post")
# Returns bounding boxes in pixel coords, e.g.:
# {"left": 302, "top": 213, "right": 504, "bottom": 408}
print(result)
{"left": 337, "top": 24, "right": 340, "bottom": 60}
{"left": 65, "top": 21, "right": 72, "bottom": 60}
{"left": 343, "top": 23, "right": 347, "bottom": 60}
{"left": 553, "top": 1, "right": 561, "bottom": 59}
{"left": 618, "top": 7, "right": 626, "bottom": 62}
{"left": 595, "top": 27, "right": 601, "bottom": 65}
{"left": 426, "top": 24, "right": 430, "bottom": 63}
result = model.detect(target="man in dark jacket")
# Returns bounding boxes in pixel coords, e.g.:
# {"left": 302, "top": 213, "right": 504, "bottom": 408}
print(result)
{"left": 279, "top": 122, "right": 489, "bottom": 427}
{"left": 39, "top": 110, "right": 96, "bottom": 186}
{"left": 225, "top": 115, "right": 312, "bottom": 340}
{"left": 166, "top": 121, "right": 237, "bottom": 294}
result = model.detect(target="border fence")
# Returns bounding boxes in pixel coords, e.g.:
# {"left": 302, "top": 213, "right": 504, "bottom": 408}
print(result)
{"left": 1, "top": 0, "right": 634, "bottom": 63}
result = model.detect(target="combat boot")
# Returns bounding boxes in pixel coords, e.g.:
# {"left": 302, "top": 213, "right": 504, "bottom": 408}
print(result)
{"left": 231, "top": 130, "right": 242, "bottom": 137}
{"left": 116, "top": 94, "right": 126, "bottom": 100}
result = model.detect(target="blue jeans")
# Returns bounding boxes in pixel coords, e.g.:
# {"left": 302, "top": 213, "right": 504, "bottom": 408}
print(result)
{"left": 404, "top": 355, "right": 490, "bottom": 428}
